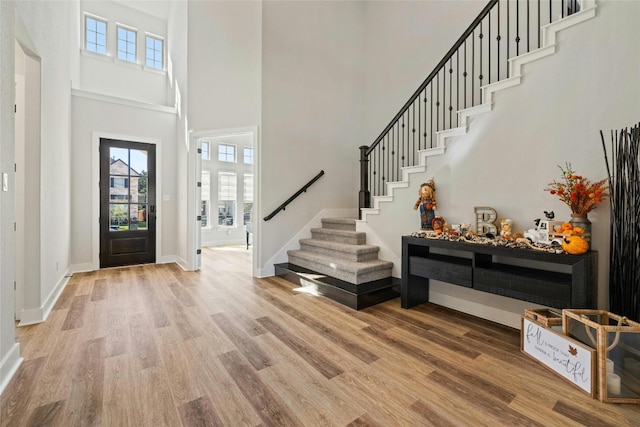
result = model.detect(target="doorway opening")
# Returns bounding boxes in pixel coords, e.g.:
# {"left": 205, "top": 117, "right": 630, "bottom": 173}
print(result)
{"left": 193, "top": 127, "right": 258, "bottom": 275}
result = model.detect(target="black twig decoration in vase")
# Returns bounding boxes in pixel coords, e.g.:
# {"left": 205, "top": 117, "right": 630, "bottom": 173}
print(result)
{"left": 601, "top": 123, "right": 640, "bottom": 321}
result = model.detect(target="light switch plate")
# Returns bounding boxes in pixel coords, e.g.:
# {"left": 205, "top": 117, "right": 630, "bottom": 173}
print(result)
{"left": 2, "top": 173, "right": 7, "bottom": 192}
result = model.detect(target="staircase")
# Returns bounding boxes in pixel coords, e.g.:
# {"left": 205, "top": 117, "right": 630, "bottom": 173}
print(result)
{"left": 275, "top": 218, "right": 399, "bottom": 310}
{"left": 276, "top": 0, "right": 597, "bottom": 310}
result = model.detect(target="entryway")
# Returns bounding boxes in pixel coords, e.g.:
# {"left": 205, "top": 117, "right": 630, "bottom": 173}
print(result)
{"left": 99, "top": 138, "right": 156, "bottom": 268}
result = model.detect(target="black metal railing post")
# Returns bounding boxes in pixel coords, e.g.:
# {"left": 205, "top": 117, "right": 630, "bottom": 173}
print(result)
{"left": 359, "top": 145, "right": 371, "bottom": 217}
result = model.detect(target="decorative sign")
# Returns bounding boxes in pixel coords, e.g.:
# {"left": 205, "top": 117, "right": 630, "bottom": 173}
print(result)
{"left": 474, "top": 206, "right": 498, "bottom": 235}
{"left": 521, "top": 317, "right": 595, "bottom": 396}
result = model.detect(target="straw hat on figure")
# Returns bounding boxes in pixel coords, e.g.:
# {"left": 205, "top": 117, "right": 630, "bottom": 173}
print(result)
{"left": 413, "top": 179, "right": 437, "bottom": 230}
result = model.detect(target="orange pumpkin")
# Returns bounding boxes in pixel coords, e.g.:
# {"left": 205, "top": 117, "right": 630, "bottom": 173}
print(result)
{"left": 561, "top": 235, "right": 589, "bottom": 255}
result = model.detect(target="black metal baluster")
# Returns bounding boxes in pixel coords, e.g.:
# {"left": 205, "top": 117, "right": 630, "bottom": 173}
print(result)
{"left": 472, "top": 29, "right": 475, "bottom": 105}
{"left": 549, "top": 0, "right": 552, "bottom": 28}
{"left": 456, "top": 49, "right": 460, "bottom": 125}
{"left": 537, "top": 0, "right": 541, "bottom": 48}
{"left": 423, "top": 91, "right": 428, "bottom": 149}
{"left": 430, "top": 83, "right": 434, "bottom": 147}
{"left": 497, "top": 1, "right": 501, "bottom": 80}
{"left": 449, "top": 59, "right": 453, "bottom": 127}
{"left": 479, "top": 21, "right": 484, "bottom": 101}
{"left": 516, "top": 0, "right": 520, "bottom": 56}
{"left": 382, "top": 138, "right": 386, "bottom": 195}
{"left": 412, "top": 103, "right": 416, "bottom": 165}
{"left": 507, "top": 0, "right": 510, "bottom": 77}
{"left": 464, "top": 40, "right": 468, "bottom": 108}
{"left": 488, "top": 9, "right": 491, "bottom": 84}
{"left": 526, "top": 0, "right": 530, "bottom": 53}
{"left": 436, "top": 74, "right": 440, "bottom": 132}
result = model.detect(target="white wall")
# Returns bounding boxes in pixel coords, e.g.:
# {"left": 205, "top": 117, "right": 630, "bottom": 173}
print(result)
{"left": 1, "top": 0, "right": 74, "bottom": 389}
{"left": 362, "top": 0, "right": 486, "bottom": 144}
{"left": 186, "top": 0, "right": 262, "bottom": 132}
{"left": 0, "top": 0, "right": 19, "bottom": 394}
{"left": 358, "top": 0, "right": 640, "bottom": 327}
{"left": 186, "top": 0, "right": 261, "bottom": 268}
{"left": 167, "top": 0, "right": 189, "bottom": 268}
{"left": 70, "top": 95, "right": 178, "bottom": 268}
{"left": 259, "top": 1, "right": 365, "bottom": 274}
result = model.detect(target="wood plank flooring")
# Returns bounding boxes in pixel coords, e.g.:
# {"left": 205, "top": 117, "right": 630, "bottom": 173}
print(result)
{"left": 2, "top": 245, "right": 640, "bottom": 426}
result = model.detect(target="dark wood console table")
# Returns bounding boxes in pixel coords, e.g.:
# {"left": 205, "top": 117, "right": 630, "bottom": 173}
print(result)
{"left": 402, "top": 236, "right": 597, "bottom": 310}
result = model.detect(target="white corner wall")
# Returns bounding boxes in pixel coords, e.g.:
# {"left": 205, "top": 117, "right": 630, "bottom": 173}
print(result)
{"left": 259, "top": 1, "right": 364, "bottom": 274}
{"left": 0, "top": 0, "right": 20, "bottom": 394}
{"left": 1, "top": 0, "right": 75, "bottom": 389}
{"left": 358, "top": 0, "right": 640, "bottom": 327}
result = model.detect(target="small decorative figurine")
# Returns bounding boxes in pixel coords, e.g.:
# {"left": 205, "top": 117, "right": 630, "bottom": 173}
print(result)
{"left": 500, "top": 218, "right": 513, "bottom": 240}
{"left": 413, "top": 179, "right": 437, "bottom": 230}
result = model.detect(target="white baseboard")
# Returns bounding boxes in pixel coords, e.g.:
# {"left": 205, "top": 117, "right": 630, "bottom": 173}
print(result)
{"left": 429, "top": 290, "right": 536, "bottom": 330}
{"left": 18, "top": 269, "right": 71, "bottom": 327}
{"left": 0, "top": 343, "right": 23, "bottom": 396}
{"left": 69, "top": 262, "right": 96, "bottom": 274}
{"left": 157, "top": 255, "right": 179, "bottom": 265}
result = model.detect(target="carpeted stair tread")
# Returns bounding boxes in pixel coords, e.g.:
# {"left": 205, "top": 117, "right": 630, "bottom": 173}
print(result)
{"left": 287, "top": 249, "right": 392, "bottom": 275}
{"left": 299, "top": 238, "right": 379, "bottom": 262}
{"left": 321, "top": 217, "right": 357, "bottom": 231}
{"left": 310, "top": 227, "right": 367, "bottom": 245}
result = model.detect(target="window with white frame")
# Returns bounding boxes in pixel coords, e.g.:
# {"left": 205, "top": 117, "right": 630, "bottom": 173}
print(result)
{"left": 218, "top": 172, "right": 237, "bottom": 227}
{"left": 117, "top": 26, "right": 137, "bottom": 62}
{"left": 201, "top": 170, "right": 211, "bottom": 228}
{"left": 243, "top": 147, "right": 253, "bottom": 164}
{"left": 201, "top": 141, "right": 210, "bottom": 161}
{"left": 85, "top": 15, "right": 107, "bottom": 54}
{"left": 243, "top": 173, "right": 253, "bottom": 225}
{"left": 145, "top": 35, "right": 164, "bottom": 70}
{"left": 218, "top": 144, "right": 236, "bottom": 163}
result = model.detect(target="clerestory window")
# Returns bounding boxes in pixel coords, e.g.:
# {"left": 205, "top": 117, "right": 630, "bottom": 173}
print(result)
{"left": 145, "top": 35, "right": 164, "bottom": 70}
{"left": 117, "top": 26, "right": 137, "bottom": 63}
{"left": 85, "top": 15, "right": 107, "bottom": 55}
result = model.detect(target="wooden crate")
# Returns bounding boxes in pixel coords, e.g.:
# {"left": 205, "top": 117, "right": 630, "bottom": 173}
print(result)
{"left": 563, "top": 309, "right": 640, "bottom": 403}
{"left": 521, "top": 316, "right": 596, "bottom": 397}
{"left": 524, "top": 308, "right": 563, "bottom": 329}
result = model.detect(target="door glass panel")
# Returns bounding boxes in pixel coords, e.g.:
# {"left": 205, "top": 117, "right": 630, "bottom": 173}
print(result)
{"left": 108, "top": 147, "right": 148, "bottom": 232}
{"left": 110, "top": 204, "right": 130, "bottom": 231}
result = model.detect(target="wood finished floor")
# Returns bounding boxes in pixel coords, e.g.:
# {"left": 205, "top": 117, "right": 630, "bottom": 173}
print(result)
{"left": 2, "top": 245, "right": 640, "bottom": 426}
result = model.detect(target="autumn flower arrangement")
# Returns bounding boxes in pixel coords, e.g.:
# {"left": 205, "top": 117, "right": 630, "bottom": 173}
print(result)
{"left": 545, "top": 163, "right": 609, "bottom": 215}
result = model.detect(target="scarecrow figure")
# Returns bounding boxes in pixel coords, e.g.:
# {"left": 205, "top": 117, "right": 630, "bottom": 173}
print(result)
{"left": 413, "top": 179, "right": 437, "bottom": 230}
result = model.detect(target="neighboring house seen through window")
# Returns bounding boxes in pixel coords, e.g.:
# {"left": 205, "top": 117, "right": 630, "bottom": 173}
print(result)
{"left": 85, "top": 15, "right": 107, "bottom": 54}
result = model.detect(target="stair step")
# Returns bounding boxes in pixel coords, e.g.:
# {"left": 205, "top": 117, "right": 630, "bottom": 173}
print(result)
{"left": 287, "top": 250, "right": 392, "bottom": 285}
{"left": 274, "top": 263, "right": 400, "bottom": 310}
{"left": 310, "top": 227, "right": 366, "bottom": 245}
{"left": 299, "top": 238, "right": 380, "bottom": 262}
{"left": 320, "top": 217, "right": 357, "bottom": 231}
